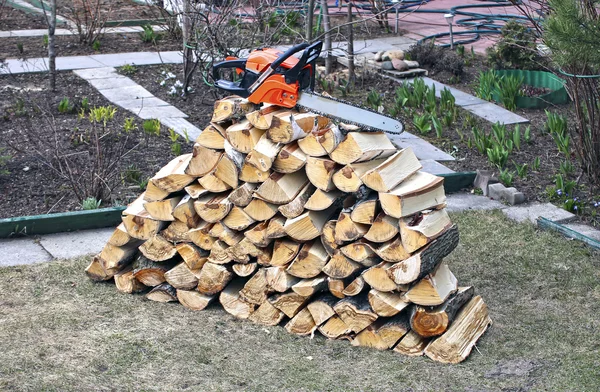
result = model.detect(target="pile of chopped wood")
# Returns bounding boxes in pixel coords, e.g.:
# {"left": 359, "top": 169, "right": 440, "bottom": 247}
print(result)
{"left": 86, "top": 97, "right": 492, "bottom": 364}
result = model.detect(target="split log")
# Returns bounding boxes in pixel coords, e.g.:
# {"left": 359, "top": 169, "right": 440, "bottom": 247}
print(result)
{"left": 404, "top": 262, "right": 458, "bottom": 306}
{"left": 424, "top": 295, "right": 492, "bottom": 364}
{"left": 271, "top": 239, "right": 302, "bottom": 266}
{"left": 122, "top": 194, "right": 166, "bottom": 240}
{"left": 146, "top": 283, "right": 178, "bottom": 302}
{"left": 360, "top": 148, "right": 422, "bottom": 192}
{"left": 375, "top": 236, "right": 411, "bottom": 263}
{"left": 318, "top": 315, "right": 352, "bottom": 339}
{"left": 228, "top": 237, "right": 263, "bottom": 263}
{"left": 269, "top": 291, "right": 311, "bottom": 318}
{"left": 187, "top": 221, "right": 216, "bottom": 250}
{"left": 399, "top": 208, "right": 452, "bottom": 253}
{"left": 223, "top": 206, "right": 256, "bottom": 231}
{"left": 114, "top": 266, "right": 146, "bottom": 293}
{"left": 220, "top": 279, "right": 256, "bottom": 319}
{"left": 327, "top": 270, "right": 361, "bottom": 299}
{"left": 239, "top": 268, "right": 271, "bottom": 304}
{"left": 239, "top": 162, "right": 271, "bottom": 183}
{"left": 292, "top": 275, "right": 328, "bottom": 297}
{"left": 164, "top": 262, "right": 199, "bottom": 290}
{"left": 363, "top": 212, "right": 398, "bottom": 243}
{"left": 332, "top": 158, "right": 386, "bottom": 193}
{"left": 132, "top": 255, "right": 178, "bottom": 287}
{"left": 342, "top": 275, "right": 366, "bottom": 296}
{"left": 320, "top": 220, "right": 339, "bottom": 256}
{"left": 349, "top": 193, "right": 379, "bottom": 224}
{"left": 322, "top": 251, "right": 361, "bottom": 279}
{"left": 172, "top": 196, "right": 201, "bottom": 227}
{"left": 298, "top": 130, "right": 328, "bottom": 157}
{"left": 197, "top": 262, "right": 233, "bottom": 295}
{"left": 175, "top": 243, "right": 208, "bottom": 270}
{"left": 85, "top": 256, "right": 112, "bottom": 281}
{"left": 329, "top": 132, "right": 396, "bottom": 165}
{"left": 177, "top": 289, "right": 216, "bottom": 311}
{"left": 198, "top": 171, "right": 231, "bottom": 193}
{"left": 244, "top": 221, "right": 272, "bottom": 247}
{"left": 152, "top": 154, "right": 195, "bottom": 192}
{"left": 388, "top": 224, "right": 459, "bottom": 285}
{"left": 272, "top": 142, "right": 307, "bottom": 173}
{"left": 333, "top": 293, "right": 378, "bottom": 333}
{"left": 212, "top": 96, "right": 256, "bottom": 122}
{"left": 268, "top": 112, "right": 328, "bottom": 143}
{"left": 286, "top": 241, "right": 330, "bottom": 279}
{"left": 196, "top": 124, "right": 226, "bottom": 149}
{"left": 184, "top": 183, "right": 209, "bottom": 199}
{"left": 265, "top": 266, "right": 300, "bottom": 292}
{"left": 107, "top": 223, "right": 135, "bottom": 247}
{"left": 161, "top": 220, "right": 191, "bottom": 243}
{"left": 186, "top": 144, "right": 223, "bottom": 177}
{"left": 229, "top": 182, "right": 258, "bottom": 207}
{"left": 379, "top": 172, "right": 446, "bottom": 218}
{"left": 393, "top": 330, "right": 430, "bottom": 356}
{"left": 278, "top": 183, "right": 315, "bottom": 219}
{"left": 305, "top": 156, "right": 339, "bottom": 191}
{"left": 362, "top": 262, "right": 403, "bottom": 293}
{"left": 307, "top": 293, "right": 339, "bottom": 326}
{"left": 208, "top": 240, "right": 232, "bottom": 265}
{"left": 284, "top": 206, "right": 338, "bottom": 241}
{"left": 254, "top": 171, "right": 309, "bottom": 204}
{"left": 226, "top": 120, "right": 264, "bottom": 154}
{"left": 246, "top": 105, "right": 286, "bottom": 130}
{"left": 246, "top": 133, "right": 283, "bottom": 171}
{"left": 98, "top": 241, "right": 140, "bottom": 273}
{"left": 144, "top": 180, "right": 170, "bottom": 202}
{"left": 244, "top": 198, "right": 278, "bottom": 221}
{"left": 209, "top": 222, "right": 244, "bottom": 246}
{"left": 266, "top": 214, "right": 287, "bottom": 239}
{"left": 335, "top": 211, "right": 368, "bottom": 243}
{"left": 139, "top": 234, "right": 177, "bottom": 262}
{"left": 304, "top": 189, "right": 343, "bottom": 211}
{"left": 368, "top": 289, "right": 410, "bottom": 317}
{"left": 248, "top": 299, "right": 286, "bottom": 326}
{"left": 232, "top": 262, "right": 258, "bottom": 277}
{"left": 194, "top": 192, "right": 232, "bottom": 223}
{"left": 317, "top": 124, "right": 343, "bottom": 153}
{"left": 352, "top": 313, "right": 410, "bottom": 350}
{"left": 340, "top": 240, "right": 377, "bottom": 265}
{"left": 285, "top": 307, "right": 317, "bottom": 336}
{"left": 215, "top": 143, "right": 244, "bottom": 188}
{"left": 411, "top": 286, "right": 474, "bottom": 338}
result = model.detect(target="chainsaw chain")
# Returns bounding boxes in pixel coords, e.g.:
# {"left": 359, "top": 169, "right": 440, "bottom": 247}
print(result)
{"left": 295, "top": 91, "right": 405, "bottom": 135}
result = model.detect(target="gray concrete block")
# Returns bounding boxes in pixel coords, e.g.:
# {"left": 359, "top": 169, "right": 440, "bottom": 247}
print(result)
{"left": 502, "top": 202, "right": 577, "bottom": 224}
{"left": 114, "top": 97, "right": 171, "bottom": 110}
{"left": 488, "top": 183, "right": 507, "bottom": 201}
{"left": 136, "top": 106, "right": 189, "bottom": 120}
{"left": 463, "top": 102, "right": 529, "bottom": 125}
{"left": 419, "top": 159, "right": 455, "bottom": 175}
{"left": 39, "top": 228, "right": 113, "bottom": 259}
{"left": 0, "top": 238, "right": 52, "bottom": 267}
{"left": 99, "top": 85, "right": 154, "bottom": 102}
{"left": 56, "top": 55, "right": 107, "bottom": 71}
{"left": 160, "top": 117, "right": 202, "bottom": 140}
{"left": 389, "top": 136, "right": 455, "bottom": 162}
{"left": 473, "top": 169, "right": 498, "bottom": 196}
{"left": 89, "top": 76, "right": 139, "bottom": 90}
{"left": 563, "top": 223, "right": 600, "bottom": 242}
{"left": 506, "top": 191, "right": 525, "bottom": 205}
{"left": 446, "top": 193, "right": 506, "bottom": 213}
{"left": 73, "top": 67, "right": 117, "bottom": 80}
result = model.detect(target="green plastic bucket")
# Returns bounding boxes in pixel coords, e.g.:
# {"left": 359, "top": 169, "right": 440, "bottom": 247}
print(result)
{"left": 494, "top": 70, "right": 570, "bottom": 109}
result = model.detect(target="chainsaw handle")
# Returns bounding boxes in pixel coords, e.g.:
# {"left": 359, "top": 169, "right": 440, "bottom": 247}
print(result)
{"left": 270, "top": 42, "right": 310, "bottom": 71}
{"left": 212, "top": 58, "right": 247, "bottom": 82}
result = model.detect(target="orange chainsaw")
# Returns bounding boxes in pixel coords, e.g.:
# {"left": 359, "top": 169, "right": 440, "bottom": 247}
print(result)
{"left": 212, "top": 41, "right": 403, "bottom": 133}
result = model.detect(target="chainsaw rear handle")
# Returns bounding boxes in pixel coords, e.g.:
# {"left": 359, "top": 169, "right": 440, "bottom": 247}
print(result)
{"left": 212, "top": 58, "right": 250, "bottom": 97}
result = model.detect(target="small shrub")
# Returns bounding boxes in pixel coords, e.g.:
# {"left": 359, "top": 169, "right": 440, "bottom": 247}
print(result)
{"left": 119, "top": 64, "right": 137, "bottom": 75}
{"left": 140, "top": 24, "right": 161, "bottom": 44}
{"left": 89, "top": 106, "right": 117, "bottom": 126}
{"left": 495, "top": 74, "right": 523, "bottom": 111}
{"left": 486, "top": 20, "right": 544, "bottom": 70}
{"left": 92, "top": 40, "right": 101, "bottom": 51}
{"left": 413, "top": 114, "right": 432, "bottom": 134}
{"left": 498, "top": 168, "right": 515, "bottom": 186}
{"left": 82, "top": 197, "right": 102, "bottom": 210}
{"left": 143, "top": 119, "right": 161, "bottom": 142}
{"left": 406, "top": 42, "right": 464, "bottom": 76}
{"left": 123, "top": 117, "right": 138, "bottom": 133}
{"left": 474, "top": 70, "right": 499, "bottom": 101}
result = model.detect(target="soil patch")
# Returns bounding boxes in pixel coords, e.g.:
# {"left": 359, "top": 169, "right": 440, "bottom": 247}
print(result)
{"left": 55, "top": 0, "right": 162, "bottom": 22}
{"left": 0, "top": 4, "right": 48, "bottom": 30}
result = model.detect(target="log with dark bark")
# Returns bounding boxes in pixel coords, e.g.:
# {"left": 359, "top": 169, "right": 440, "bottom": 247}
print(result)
{"left": 393, "top": 330, "right": 430, "bottom": 356}
{"left": 333, "top": 293, "right": 378, "bottom": 333}
{"left": 278, "top": 183, "right": 315, "bottom": 219}
{"left": 291, "top": 275, "right": 328, "bottom": 297}
{"left": 367, "top": 289, "right": 410, "bottom": 317}
{"left": 146, "top": 283, "right": 178, "bottom": 302}
{"left": 404, "top": 262, "right": 458, "bottom": 306}
{"left": 307, "top": 293, "right": 339, "bottom": 326}
{"left": 132, "top": 255, "right": 178, "bottom": 287}
{"left": 399, "top": 208, "right": 452, "bottom": 253}
{"left": 318, "top": 315, "right": 352, "bottom": 339}
{"left": 114, "top": 266, "right": 146, "bottom": 294}
{"left": 352, "top": 313, "right": 410, "bottom": 350}
{"left": 229, "top": 182, "right": 258, "bottom": 207}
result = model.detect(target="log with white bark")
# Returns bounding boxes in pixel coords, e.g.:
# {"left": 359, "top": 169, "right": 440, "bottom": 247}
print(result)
{"left": 196, "top": 124, "right": 226, "bottom": 149}
{"left": 286, "top": 241, "right": 329, "bottom": 279}
{"left": 278, "top": 183, "right": 315, "bottom": 219}
{"left": 284, "top": 205, "right": 338, "bottom": 241}
{"left": 411, "top": 286, "right": 474, "bottom": 338}
{"left": 404, "top": 262, "right": 458, "bottom": 306}
{"left": 298, "top": 130, "right": 328, "bottom": 157}
{"left": 246, "top": 133, "right": 283, "bottom": 172}
{"left": 367, "top": 289, "right": 411, "bottom": 317}
{"left": 379, "top": 172, "right": 446, "bottom": 218}
{"left": 272, "top": 142, "right": 307, "bottom": 173}
{"left": 317, "top": 124, "right": 343, "bottom": 153}
{"left": 226, "top": 120, "right": 265, "bottom": 154}
{"left": 197, "top": 262, "right": 233, "bottom": 295}
{"left": 329, "top": 132, "right": 396, "bottom": 165}
{"left": 212, "top": 96, "right": 256, "bottom": 122}
{"left": 268, "top": 112, "right": 328, "bottom": 143}
{"left": 239, "top": 162, "right": 271, "bottom": 183}
{"left": 215, "top": 143, "right": 244, "bottom": 189}
{"left": 152, "top": 154, "right": 195, "bottom": 192}
{"left": 220, "top": 279, "right": 256, "bottom": 319}
{"left": 229, "top": 182, "right": 258, "bottom": 207}
{"left": 177, "top": 289, "right": 216, "bottom": 311}
{"left": 146, "top": 283, "right": 178, "bottom": 302}
{"left": 360, "top": 148, "right": 422, "bottom": 192}
{"left": 399, "top": 208, "right": 452, "bottom": 253}
{"left": 254, "top": 171, "right": 310, "bottom": 205}
{"left": 198, "top": 171, "right": 231, "bottom": 193}
{"left": 305, "top": 156, "right": 340, "bottom": 191}
{"left": 246, "top": 105, "right": 286, "bottom": 130}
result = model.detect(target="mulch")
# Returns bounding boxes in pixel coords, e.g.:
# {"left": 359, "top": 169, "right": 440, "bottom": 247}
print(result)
{"left": 0, "top": 4, "right": 48, "bottom": 31}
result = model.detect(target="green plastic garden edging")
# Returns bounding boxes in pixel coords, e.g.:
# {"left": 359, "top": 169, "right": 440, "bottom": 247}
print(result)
{"left": 0, "top": 173, "right": 475, "bottom": 238}
{"left": 493, "top": 69, "right": 570, "bottom": 109}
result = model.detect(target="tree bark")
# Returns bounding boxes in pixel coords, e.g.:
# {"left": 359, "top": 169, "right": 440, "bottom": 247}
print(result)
{"left": 346, "top": 1, "right": 355, "bottom": 83}
{"left": 320, "top": 0, "right": 332, "bottom": 74}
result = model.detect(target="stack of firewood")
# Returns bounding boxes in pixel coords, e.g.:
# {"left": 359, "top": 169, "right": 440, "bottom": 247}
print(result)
{"left": 86, "top": 96, "right": 491, "bottom": 364}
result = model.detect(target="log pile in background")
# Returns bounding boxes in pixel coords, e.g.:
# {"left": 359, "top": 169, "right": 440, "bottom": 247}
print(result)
{"left": 87, "top": 96, "right": 492, "bottom": 364}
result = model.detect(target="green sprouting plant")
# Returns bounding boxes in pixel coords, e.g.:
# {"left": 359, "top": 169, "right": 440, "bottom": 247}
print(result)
{"left": 559, "top": 159, "right": 575, "bottom": 176}
{"left": 394, "top": 84, "right": 413, "bottom": 108}
{"left": 562, "top": 197, "right": 585, "bottom": 214}
{"left": 448, "top": 75, "right": 461, "bottom": 84}
{"left": 171, "top": 142, "right": 182, "bottom": 156}
{"left": 119, "top": 64, "right": 137, "bottom": 75}
{"left": 466, "top": 137, "right": 473, "bottom": 149}
{"left": 554, "top": 173, "right": 577, "bottom": 196}
{"left": 441, "top": 107, "right": 457, "bottom": 128}
{"left": 168, "top": 128, "right": 180, "bottom": 143}
{"left": 513, "top": 160, "right": 528, "bottom": 178}
{"left": 498, "top": 168, "right": 515, "bottom": 186}
{"left": 366, "top": 90, "right": 383, "bottom": 112}
{"left": 92, "top": 39, "right": 101, "bottom": 51}
{"left": 413, "top": 114, "right": 432, "bottom": 134}
{"left": 532, "top": 156, "right": 541, "bottom": 171}
{"left": 495, "top": 74, "right": 523, "bottom": 112}
{"left": 42, "top": 34, "right": 48, "bottom": 48}
{"left": 472, "top": 126, "right": 493, "bottom": 154}
{"left": 456, "top": 44, "right": 465, "bottom": 57}
{"left": 524, "top": 125, "right": 532, "bottom": 143}
{"left": 17, "top": 42, "right": 24, "bottom": 55}
{"left": 138, "top": 178, "right": 149, "bottom": 191}
{"left": 456, "top": 127, "right": 465, "bottom": 141}
{"left": 140, "top": 23, "right": 161, "bottom": 44}
{"left": 424, "top": 84, "right": 437, "bottom": 114}
{"left": 487, "top": 144, "right": 510, "bottom": 168}
{"left": 81, "top": 97, "right": 90, "bottom": 112}
{"left": 412, "top": 78, "right": 428, "bottom": 107}
{"left": 440, "top": 88, "right": 456, "bottom": 113}
{"left": 463, "top": 113, "right": 477, "bottom": 129}
{"left": 491, "top": 122, "right": 513, "bottom": 152}
{"left": 123, "top": 117, "right": 138, "bottom": 133}
{"left": 474, "top": 70, "right": 499, "bottom": 100}
{"left": 89, "top": 106, "right": 117, "bottom": 126}
{"left": 182, "top": 129, "right": 190, "bottom": 143}
{"left": 512, "top": 124, "right": 521, "bottom": 150}
{"left": 336, "top": 78, "right": 350, "bottom": 98}
{"left": 12, "top": 98, "right": 27, "bottom": 117}
{"left": 58, "top": 97, "right": 73, "bottom": 114}
{"left": 431, "top": 115, "right": 443, "bottom": 138}
{"left": 545, "top": 111, "right": 570, "bottom": 155}
{"left": 122, "top": 164, "right": 142, "bottom": 184}
{"left": 82, "top": 197, "right": 102, "bottom": 210}
{"left": 143, "top": 119, "right": 161, "bottom": 137}
{"left": 0, "top": 147, "right": 11, "bottom": 175}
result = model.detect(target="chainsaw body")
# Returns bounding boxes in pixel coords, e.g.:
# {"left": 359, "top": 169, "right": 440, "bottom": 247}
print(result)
{"left": 213, "top": 42, "right": 322, "bottom": 108}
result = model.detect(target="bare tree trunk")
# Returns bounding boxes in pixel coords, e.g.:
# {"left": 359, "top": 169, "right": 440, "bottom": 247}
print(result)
{"left": 42, "top": 0, "right": 57, "bottom": 91}
{"left": 182, "top": 0, "right": 194, "bottom": 96}
{"left": 306, "top": 0, "right": 315, "bottom": 41}
{"left": 320, "top": 0, "right": 332, "bottom": 74}
{"left": 347, "top": 1, "right": 355, "bottom": 83}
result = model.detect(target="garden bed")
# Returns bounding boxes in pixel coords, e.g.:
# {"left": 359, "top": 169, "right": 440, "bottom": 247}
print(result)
{"left": 0, "top": 3, "right": 48, "bottom": 30}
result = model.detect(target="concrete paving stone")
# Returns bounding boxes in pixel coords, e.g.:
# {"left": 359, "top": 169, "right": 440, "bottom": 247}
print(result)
{"left": 39, "top": 228, "right": 113, "bottom": 259}
{"left": 1, "top": 57, "right": 49, "bottom": 74}
{"left": 98, "top": 85, "right": 154, "bottom": 102}
{"left": 135, "top": 106, "right": 189, "bottom": 120}
{"left": 445, "top": 88, "right": 487, "bottom": 107}
{"left": 91, "top": 51, "right": 181, "bottom": 67}
{"left": 463, "top": 102, "right": 529, "bottom": 125}
{"left": 389, "top": 135, "right": 455, "bottom": 161}
{"left": 88, "top": 76, "right": 140, "bottom": 90}
{"left": 114, "top": 97, "right": 172, "bottom": 110}
{"left": 159, "top": 51, "right": 185, "bottom": 64}
{"left": 446, "top": 193, "right": 506, "bottom": 213}
{"left": 160, "top": 117, "right": 202, "bottom": 140}
{"left": 419, "top": 159, "right": 455, "bottom": 175}
{"left": 502, "top": 202, "right": 577, "bottom": 224}
{"left": 563, "top": 223, "right": 600, "bottom": 242}
{"left": 0, "top": 238, "right": 52, "bottom": 267}
{"left": 73, "top": 67, "right": 118, "bottom": 79}
{"left": 56, "top": 55, "right": 107, "bottom": 71}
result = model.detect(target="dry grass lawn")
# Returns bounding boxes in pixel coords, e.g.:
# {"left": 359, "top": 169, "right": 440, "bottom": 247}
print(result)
{"left": 0, "top": 210, "right": 599, "bottom": 391}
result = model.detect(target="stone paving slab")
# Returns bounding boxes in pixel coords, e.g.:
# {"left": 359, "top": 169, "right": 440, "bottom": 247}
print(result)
{"left": 160, "top": 117, "right": 202, "bottom": 140}
{"left": 114, "top": 97, "right": 172, "bottom": 109}
{"left": 463, "top": 102, "right": 529, "bottom": 125}
{"left": 502, "top": 202, "right": 577, "bottom": 224}
{"left": 73, "top": 67, "right": 118, "bottom": 79}
{"left": 420, "top": 159, "right": 455, "bottom": 175}
{"left": 90, "top": 51, "right": 183, "bottom": 67}
{"left": 98, "top": 85, "right": 154, "bottom": 102}
{"left": 563, "top": 223, "right": 600, "bottom": 242}
{"left": 389, "top": 135, "right": 455, "bottom": 161}
{"left": 87, "top": 76, "right": 140, "bottom": 90}
{"left": 39, "top": 228, "right": 113, "bottom": 259}
{"left": 446, "top": 193, "right": 505, "bottom": 213}
{"left": 0, "top": 26, "right": 160, "bottom": 38}
{"left": 0, "top": 238, "right": 51, "bottom": 267}
{"left": 136, "top": 106, "right": 189, "bottom": 120}
{"left": 56, "top": 56, "right": 108, "bottom": 71}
